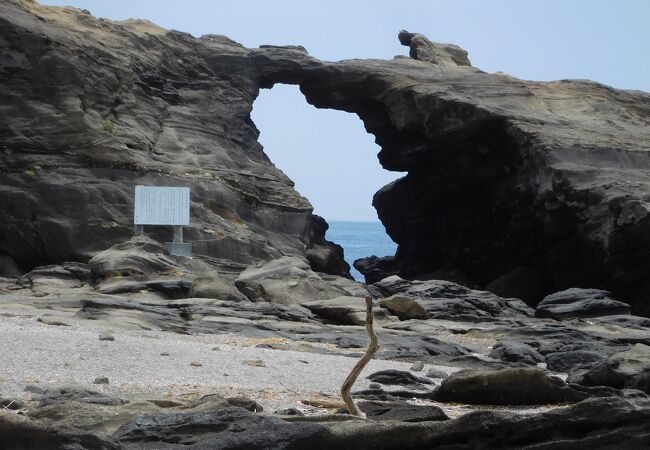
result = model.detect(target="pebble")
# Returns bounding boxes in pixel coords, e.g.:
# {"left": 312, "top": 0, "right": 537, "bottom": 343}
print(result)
{"left": 275, "top": 407, "right": 304, "bottom": 416}
{"left": 160, "top": 352, "right": 170, "bottom": 356}
{"left": 93, "top": 376, "right": 109, "bottom": 384}
{"left": 369, "top": 383, "right": 382, "bottom": 390}
{"left": 243, "top": 359, "right": 266, "bottom": 367}
{"left": 98, "top": 334, "right": 114, "bottom": 341}
{"left": 411, "top": 361, "right": 425, "bottom": 372}
{"left": 190, "top": 361, "right": 203, "bottom": 367}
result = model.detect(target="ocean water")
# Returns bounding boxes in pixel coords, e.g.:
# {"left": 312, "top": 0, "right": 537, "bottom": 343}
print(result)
{"left": 325, "top": 221, "right": 397, "bottom": 281}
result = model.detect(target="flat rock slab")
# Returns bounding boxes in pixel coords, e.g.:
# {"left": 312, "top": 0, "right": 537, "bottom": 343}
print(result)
{"left": 358, "top": 400, "right": 448, "bottom": 422}
{"left": 374, "top": 277, "right": 534, "bottom": 323}
{"left": 536, "top": 288, "right": 631, "bottom": 320}
{"left": 367, "top": 370, "right": 434, "bottom": 388}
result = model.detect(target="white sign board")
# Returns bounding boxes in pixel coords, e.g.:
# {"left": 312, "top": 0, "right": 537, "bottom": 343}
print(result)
{"left": 134, "top": 186, "right": 190, "bottom": 226}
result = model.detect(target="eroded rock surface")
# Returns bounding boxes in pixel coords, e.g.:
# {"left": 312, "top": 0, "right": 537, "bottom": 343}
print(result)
{"left": 2, "top": 1, "right": 650, "bottom": 448}
{"left": 0, "top": 0, "right": 347, "bottom": 279}
{"left": 2, "top": 0, "right": 650, "bottom": 314}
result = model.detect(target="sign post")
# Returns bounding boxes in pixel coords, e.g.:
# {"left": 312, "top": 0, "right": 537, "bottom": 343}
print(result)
{"left": 133, "top": 186, "right": 192, "bottom": 257}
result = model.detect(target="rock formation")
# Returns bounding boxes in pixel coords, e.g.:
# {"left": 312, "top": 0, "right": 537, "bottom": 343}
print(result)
{"left": 2, "top": 1, "right": 650, "bottom": 314}
{"left": 0, "top": 0, "right": 347, "bottom": 279}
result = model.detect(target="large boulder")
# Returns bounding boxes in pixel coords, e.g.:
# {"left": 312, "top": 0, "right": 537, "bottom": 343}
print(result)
{"left": 88, "top": 236, "right": 181, "bottom": 278}
{"left": 536, "top": 288, "right": 632, "bottom": 320}
{"left": 353, "top": 255, "right": 399, "bottom": 284}
{"left": 434, "top": 367, "right": 586, "bottom": 405}
{"left": 568, "top": 344, "right": 650, "bottom": 393}
{"left": 397, "top": 30, "right": 471, "bottom": 66}
{"left": 234, "top": 256, "right": 349, "bottom": 305}
{"left": 488, "top": 342, "right": 545, "bottom": 366}
{"left": 379, "top": 295, "right": 430, "bottom": 320}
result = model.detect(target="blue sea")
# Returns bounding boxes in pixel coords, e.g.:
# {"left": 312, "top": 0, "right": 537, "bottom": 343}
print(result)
{"left": 325, "top": 221, "right": 397, "bottom": 281}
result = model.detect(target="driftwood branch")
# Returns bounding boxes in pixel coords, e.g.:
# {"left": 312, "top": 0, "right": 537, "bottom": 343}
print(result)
{"left": 341, "top": 296, "right": 380, "bottom": 418}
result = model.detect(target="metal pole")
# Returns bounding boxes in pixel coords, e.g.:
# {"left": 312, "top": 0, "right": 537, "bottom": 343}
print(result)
{"left": 173, "top": 225, "right": 183, "bottom": 243}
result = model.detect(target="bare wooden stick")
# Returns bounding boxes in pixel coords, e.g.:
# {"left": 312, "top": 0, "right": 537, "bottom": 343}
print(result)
{"left": 341, "top": 296, "right": 380, "bottom": 418}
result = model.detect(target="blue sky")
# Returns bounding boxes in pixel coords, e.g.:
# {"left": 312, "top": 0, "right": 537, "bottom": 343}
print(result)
{"left": 41, "top": 0, "right": 650, "bottom": 221}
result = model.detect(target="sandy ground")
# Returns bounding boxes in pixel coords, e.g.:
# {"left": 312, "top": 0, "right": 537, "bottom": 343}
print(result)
{"left": 0, "top": 312, "right": 563, "bottom": 418}
{"left": 0, "top": 312, "right": 439, "bottom": 413}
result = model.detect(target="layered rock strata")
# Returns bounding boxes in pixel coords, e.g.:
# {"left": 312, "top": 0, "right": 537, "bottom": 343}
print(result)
{"left": 2, "top": 1, "right": 650, "bottom": 314}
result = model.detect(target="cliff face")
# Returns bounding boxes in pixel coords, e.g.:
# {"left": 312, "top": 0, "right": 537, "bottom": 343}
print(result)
{"left": 252, "top": 34, "right": 650, "bottom": 313}
{"left": 2, "top": 1, "right": 650, "bottom": 313}
{"left": 0, "top": 0, "right": 348, "bottom": 276}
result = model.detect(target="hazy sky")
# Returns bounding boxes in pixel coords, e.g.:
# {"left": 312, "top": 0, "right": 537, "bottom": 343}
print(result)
{"left": 41, "top": 0, "right": 650, "bottom": 221}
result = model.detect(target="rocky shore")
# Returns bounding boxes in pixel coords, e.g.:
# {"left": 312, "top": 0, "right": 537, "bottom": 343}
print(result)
{"left": 2, "top": 237, "right": 650, "bottom": 448}
{"left": 2, "top": 1, "right": 650, "bottom": 448}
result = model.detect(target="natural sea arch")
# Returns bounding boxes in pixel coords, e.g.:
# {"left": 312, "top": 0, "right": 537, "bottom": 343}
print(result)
{"left": 251, "top": 84, "right": 403, "bottom": 279}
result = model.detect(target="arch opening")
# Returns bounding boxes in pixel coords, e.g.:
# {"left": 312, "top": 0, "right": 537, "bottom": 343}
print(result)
{"left": 251, "top": 84, "right": 403, "bottom": 280}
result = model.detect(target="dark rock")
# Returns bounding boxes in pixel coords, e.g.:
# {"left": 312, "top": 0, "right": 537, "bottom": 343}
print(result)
{"left": 275, "top": 407, "right": 304, "bottom": 416}
{"left": 445, "top": 355, "right": 518, "bottom": 371}
{"left": 434, "top": 367, "right": 586, "bottom": 405}
{"left": 226, "top": 396, "right": 263, "bottom": 413}
{"left": 379, "top": 295, "right": 429, "bottom": 320}
{"left": 145, "top": 279, "right": 192, "bottom": 299}
{"left": 300, "top": 296, "right": 368, "bottom": 325}
{"left": 367, "top": 370, "right": 433, "bottom": 388}
{"left": 398, "top": 30, "right": 471, "bottom": 66}
{"left": 545, "top": 350, "right": 606, "bottom": 373}
{"left": 358, "top": 400, "right": 448, "bottom": 422}
{"left": 306, "top": 215, "right": 351, "bottom": 277}
{"left": 489, "top": 341, "right": 545, "bottom": 366}
{"left": 93, "top": 376, "right": 109, "bottom": 385}
{"left": 353, "top": 256, "right": 399, "bottom": 284}
{"left": 0, "top": 252, "right": 24, "bottom": 277}
{"left": 568, "top": 344, "right": 650, "bottom": 393}
{"left": 373, "top": 276, "right": 534, "bottom": 322}
{"left": 536, "top": 288, "right": 632, "bottom": 320}
{"left": 485, "top": 266, "right": 543, "bottom": 306}
{"left": 0, "top": 413, "right": 119, "bottom": 450}
{"left": 410, "top": 361, "right": 425, "bottom": 372}
{"left": 113, "top": 407, "right": 323, "bottom": 448}
{"left": 34, "top": 385, "right": 128, "bottom": 408}
{"left": 567, "top": 383, "right": 648, "bottom": 399}
{"left": 99, "top": 334, "right": 115, "bottom": 341}
{"left": 0, "top": 398, "right": 24, "bottom": 410}
{"left": 312, "top": 397, "right": 650, "bottom": 449}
